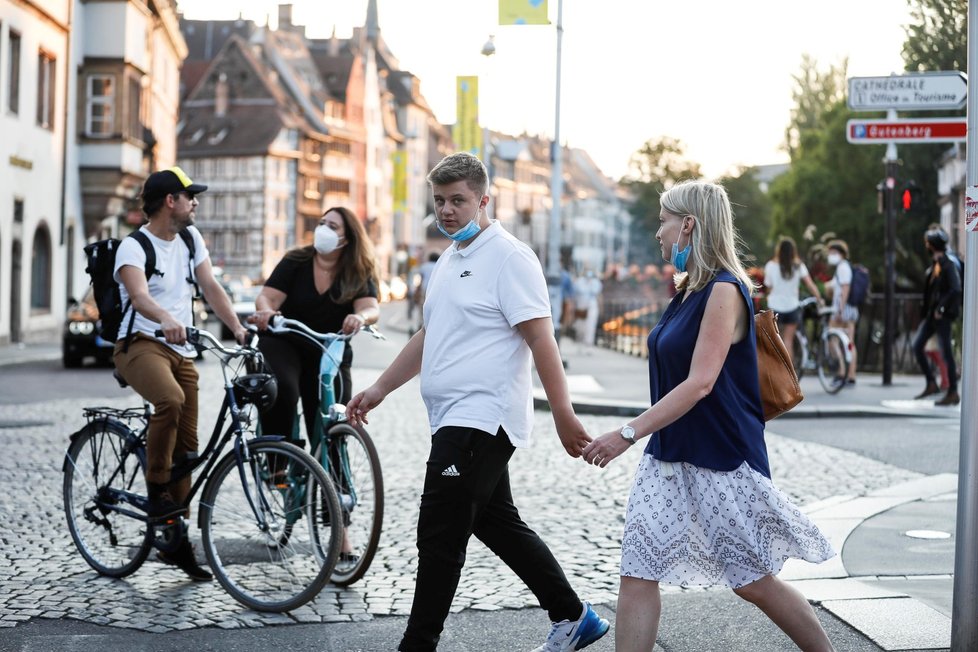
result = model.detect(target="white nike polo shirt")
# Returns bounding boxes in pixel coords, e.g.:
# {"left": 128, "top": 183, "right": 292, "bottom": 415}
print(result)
{"left": 420, "top": 221, "right": 552, "bottom": 447}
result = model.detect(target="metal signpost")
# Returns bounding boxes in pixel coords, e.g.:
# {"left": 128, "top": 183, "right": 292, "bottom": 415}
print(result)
{"left": 951, "top": 4, "right": 978, "bottom": 647}
{"left": 846, "top": 75, "right": 967, "bottom": 386}
{"left": 846, "top": 60, "right": 976, "bottom": 649}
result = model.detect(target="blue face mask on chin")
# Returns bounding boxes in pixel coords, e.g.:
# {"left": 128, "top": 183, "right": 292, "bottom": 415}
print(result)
{"left": 670, "top": 221, "right": 692, "bottom": 272}
{"left": 437, "top": 209, "right": 483, "bottom": 242}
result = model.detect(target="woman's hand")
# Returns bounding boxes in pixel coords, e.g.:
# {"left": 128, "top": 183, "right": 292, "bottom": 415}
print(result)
{"left": 341, "top": 313, "right": 367, "bottom": 335}
{"left": 582, "top": 430, "right": 634, "bottom": 468}
{"left": 247, "top": 309, "right": 279, "bottom": 331}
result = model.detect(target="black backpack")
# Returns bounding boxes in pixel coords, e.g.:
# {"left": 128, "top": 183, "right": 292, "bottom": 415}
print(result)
{"left": 846, "top": 264, "right": 871, "bottom": 306}
{"left": 83, "top": 228, "right": 197, "bottom": 348}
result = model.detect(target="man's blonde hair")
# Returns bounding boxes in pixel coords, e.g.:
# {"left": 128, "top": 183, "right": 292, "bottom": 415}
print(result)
{"left": 427, "top": 152, "right": 489, "bottom": 196}
{"left": 660, "top": 180, "right": 754, "bottom": 295}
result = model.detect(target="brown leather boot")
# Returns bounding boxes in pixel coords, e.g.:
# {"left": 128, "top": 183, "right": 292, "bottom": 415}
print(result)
{"left": 935, "top": 390, "right": 960, "bottom": 406}
{"left": 914, "top": 382, "right": 941, "bottom": 400}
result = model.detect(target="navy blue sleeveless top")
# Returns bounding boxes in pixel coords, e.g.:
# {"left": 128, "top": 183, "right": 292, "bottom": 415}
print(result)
{"left": 644, "top": 270, "right": 770, "bottom": 477}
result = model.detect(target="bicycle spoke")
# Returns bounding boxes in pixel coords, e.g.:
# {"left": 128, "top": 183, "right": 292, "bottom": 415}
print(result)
{"left": 199, "top": 442, "right": 340, "bottom": 612}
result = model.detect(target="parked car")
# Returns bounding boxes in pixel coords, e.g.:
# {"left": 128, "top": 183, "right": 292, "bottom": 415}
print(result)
{"left": 62, "top": 288, "right": 114, "bottom": 368}
{"left": 222, "top": 285, "right": 263, "bottom": 339}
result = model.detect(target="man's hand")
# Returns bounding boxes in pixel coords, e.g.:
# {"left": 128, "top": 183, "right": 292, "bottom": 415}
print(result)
{"left": 233, "top": 326, "right": 249, "bottom": 345}
{"left": 347, "top": 385, "right": 386, "bottom": 426}
{"left": 582, "top": 429, "right": 633, "bottom": 468}
{"left": 159, "top": 316, "right": 186, "bottom": 345}
{"left": 553, "top": 412, "right": 592, "bottom": 458}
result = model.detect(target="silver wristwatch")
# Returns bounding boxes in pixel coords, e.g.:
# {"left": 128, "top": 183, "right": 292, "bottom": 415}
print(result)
{"left": 619, "top": 425, "right": 636, "bottom": 446}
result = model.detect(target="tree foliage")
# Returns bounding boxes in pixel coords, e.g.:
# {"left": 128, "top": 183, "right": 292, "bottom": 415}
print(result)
{"left": 902, "top": 0, "right": 966, "bottom": 72}
{"left": 621, "top": 137, "right": 701, "bottom": 265}
{"left": 719, "top": 169, "right": 773, "bottom": 267}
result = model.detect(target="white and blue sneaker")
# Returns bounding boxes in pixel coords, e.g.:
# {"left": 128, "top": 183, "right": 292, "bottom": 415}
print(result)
{"left": 532, "top": 601, "right": 610, "bottom": 651}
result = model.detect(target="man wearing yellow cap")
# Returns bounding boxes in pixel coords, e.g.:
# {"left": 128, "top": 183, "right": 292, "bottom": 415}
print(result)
{"left": 113, "top": 166, "right": 246, "bottom": 581}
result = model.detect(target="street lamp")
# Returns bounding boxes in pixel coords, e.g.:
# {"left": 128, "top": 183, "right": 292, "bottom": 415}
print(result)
{"left": 480, "top": 35, "right": 495, "bottom": 177}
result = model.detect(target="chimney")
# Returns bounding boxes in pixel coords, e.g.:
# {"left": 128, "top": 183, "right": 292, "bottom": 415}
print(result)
{"left": 278, "top": 4, "right": 292, "bottom": 31}
{"left": 215, "top": 72, "right": 228, "bottom": 117}
{"left": 328, "top": 25, "right": 339, "bottom": 56}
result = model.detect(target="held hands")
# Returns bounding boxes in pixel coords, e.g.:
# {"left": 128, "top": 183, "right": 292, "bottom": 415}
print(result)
{"left": 247, "top": 309, "right": 280, "bottom": 331}
{"left": 347, "top": 385, "right": 385, "bottom": 426}
{"left": 553, "top": 412, "right": 593, "bottom": 458}
{"left": 582, "top": 429, "right": 634, "bottom": 468}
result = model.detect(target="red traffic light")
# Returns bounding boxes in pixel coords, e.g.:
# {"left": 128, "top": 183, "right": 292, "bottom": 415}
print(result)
{"left": 902, "top": 189, "right": 912, "bottom": 211}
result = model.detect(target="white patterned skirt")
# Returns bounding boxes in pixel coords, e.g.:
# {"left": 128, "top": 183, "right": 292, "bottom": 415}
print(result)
{"left": 620, "top": 455, "right": 835, "bottom": 589}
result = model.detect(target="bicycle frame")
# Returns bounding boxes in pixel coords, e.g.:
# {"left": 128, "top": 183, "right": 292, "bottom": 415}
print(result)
{"left": 76, "top": 329, "right": 285, "bottom": 531}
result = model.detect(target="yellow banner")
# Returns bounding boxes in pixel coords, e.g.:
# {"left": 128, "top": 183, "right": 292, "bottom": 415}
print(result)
{"left": 499, "top": 0, "right": 549, "bottom": 25}
{"left": 391, "top": 150, "right": 407, "bottom": 213}
{"left": 452, "top": 76, "right": 481, "bottom": 156}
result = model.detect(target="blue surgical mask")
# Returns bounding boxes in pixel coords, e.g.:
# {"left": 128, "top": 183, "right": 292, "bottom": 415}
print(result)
{"left": 437, "top": 210, "right": 483, "bottom": 242}
{"left": 670, "top": 222, "right": 692, "bottom": 272}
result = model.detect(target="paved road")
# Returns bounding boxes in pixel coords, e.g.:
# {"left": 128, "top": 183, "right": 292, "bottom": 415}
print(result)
{"left": 0, "top": 304, "right": 963, "bottom": 650}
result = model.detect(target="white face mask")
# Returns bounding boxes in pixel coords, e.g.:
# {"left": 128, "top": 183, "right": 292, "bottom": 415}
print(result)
{"left": 314, "top": 225, "right": 341, "bottom": 255}
{"left": 826, "top": 252, "right": 842, "bottom": 266}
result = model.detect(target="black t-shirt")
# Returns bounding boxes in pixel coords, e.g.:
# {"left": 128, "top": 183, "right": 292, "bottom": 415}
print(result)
{"left": 265, "top": 255, "right": 377, "bottom": 334}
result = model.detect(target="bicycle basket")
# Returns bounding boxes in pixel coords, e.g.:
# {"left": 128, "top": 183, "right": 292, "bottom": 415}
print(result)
{"left": 232, "top": 373, "right": 278, "bottom": 412}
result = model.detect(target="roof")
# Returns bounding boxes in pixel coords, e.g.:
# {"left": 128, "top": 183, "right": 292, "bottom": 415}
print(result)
{"left": 178, "top": 103, "right": 293, "bottom": 157}
{"left": 181, "top": 18, "right": 256, "bottom": 60}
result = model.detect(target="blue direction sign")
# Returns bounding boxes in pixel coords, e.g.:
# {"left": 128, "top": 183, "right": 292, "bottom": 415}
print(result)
{"left": 848, "top": 72, "right": 967, "bottom": 111}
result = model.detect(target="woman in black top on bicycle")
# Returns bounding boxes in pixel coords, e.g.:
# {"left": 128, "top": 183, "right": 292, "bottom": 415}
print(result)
{"left": 248, "top": 207, "right": 380, "bottom": 440}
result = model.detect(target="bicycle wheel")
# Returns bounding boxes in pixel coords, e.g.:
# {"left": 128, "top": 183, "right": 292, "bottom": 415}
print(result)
{"left": 199, "top": 440, "right": 342, "bottom": 612}
{"left": 792, "top": 331, "right": 805, "bottom": 381}
{"left": 317, "top": 423, "right": 384, "bottom": 586}
{"left": 63, "top": 419, "right": 153, "bottom": 578}
{"left": 817, "top": 332, "right": 848, "bottom": 394}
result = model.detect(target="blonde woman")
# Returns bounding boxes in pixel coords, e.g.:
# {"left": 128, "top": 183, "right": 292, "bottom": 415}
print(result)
{"left": 583, "top": 180, "right": 835, "bottom": 652}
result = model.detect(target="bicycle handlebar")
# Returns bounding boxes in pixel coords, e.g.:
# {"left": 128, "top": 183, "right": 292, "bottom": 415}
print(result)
{"left": 797, "top": 296, "right": 836, "bottom": 315}
{"left": 153, "top": 326, "right": 259, "bottom": 357}
{"left": 265, "top": 315, "right": 386, "bottom": 345}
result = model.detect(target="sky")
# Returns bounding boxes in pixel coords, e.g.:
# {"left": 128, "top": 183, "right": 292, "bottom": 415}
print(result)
{"left": 178, "top": 0, "right": 913, "bottom": 181}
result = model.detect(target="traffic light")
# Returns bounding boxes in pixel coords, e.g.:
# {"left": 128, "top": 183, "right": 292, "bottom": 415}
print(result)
{"left": 901, "top": 180, "right": 923, "bottom": 213}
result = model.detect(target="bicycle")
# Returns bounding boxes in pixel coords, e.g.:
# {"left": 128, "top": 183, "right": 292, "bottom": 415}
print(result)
{"left": 791, "top": 296, "right": 853, "bottom": 394}
{"left": 264, "top": 316, "right": 385, "bottom": 586}
{"left": 62, "top": 327, "right": 343, "bottom": 612}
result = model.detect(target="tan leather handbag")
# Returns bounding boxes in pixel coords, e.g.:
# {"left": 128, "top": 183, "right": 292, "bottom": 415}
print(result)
{"left": 755, "top": 310, "right": 803, "bottom": 421}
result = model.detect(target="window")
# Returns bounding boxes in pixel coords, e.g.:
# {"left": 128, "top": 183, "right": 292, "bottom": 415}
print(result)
{"left": 30, "top": 226, "right": 51, "bottom": 310}
{"left": 86, "top": 75, "right": 114, "bottom": 137}
{"left": 8, "top": 31, "right": 21, "bottom": 114}
{"left": 13, "top": 199, "right": 24, "bottom": 223}
{"left": 36, "top": 51, "right": 56, "bottom": 128}
{"left": 128, "top": 78, "right": 141, "bottom": 139}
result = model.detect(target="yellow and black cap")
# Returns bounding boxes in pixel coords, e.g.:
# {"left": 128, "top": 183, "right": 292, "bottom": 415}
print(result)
{"left": 141, "top": 166, "right": 208, "bottom": 203}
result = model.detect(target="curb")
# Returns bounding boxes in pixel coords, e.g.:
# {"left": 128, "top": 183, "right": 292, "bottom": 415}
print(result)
{"left": 532, "top": 395, "right": 959, "bottom": 420}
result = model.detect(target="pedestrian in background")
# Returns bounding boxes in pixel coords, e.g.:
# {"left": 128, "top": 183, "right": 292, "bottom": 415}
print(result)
{"left": 826, "top": 239, "right": 858, "bottom": 386}
{"left": 911, "top": 227, "right": 961, "bottom": 406}
{"left": 763, "top": 236, "right": 823, "bottom": 357}
{"left": 582, "top": 180, "right": 835, "bottom": 652}
{"left": 573, "top": 268, "right": 603, "bottom": 346}
{"left": 347, "top": 153, "right": 609, "bottom": 652}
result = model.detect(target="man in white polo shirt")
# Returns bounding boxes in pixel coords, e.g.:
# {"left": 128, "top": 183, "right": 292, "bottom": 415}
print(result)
{"left": 348, "top": 153, "right": 609, "bottom": 652}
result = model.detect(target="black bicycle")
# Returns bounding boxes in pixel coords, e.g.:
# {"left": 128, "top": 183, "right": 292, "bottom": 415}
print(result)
{"left": 62, "top": 327, "right": 343, "bottom": 612}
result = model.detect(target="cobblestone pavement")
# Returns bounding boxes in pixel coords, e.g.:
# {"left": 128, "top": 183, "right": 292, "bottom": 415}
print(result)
{"left": 0, "top": 360, "right": 921, "bottom": 632}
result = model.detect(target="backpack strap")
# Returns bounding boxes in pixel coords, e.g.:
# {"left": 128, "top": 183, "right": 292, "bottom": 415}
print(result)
{"left": 120, "top": 231, "right": 158, "bottom": 352}
{"left": 178, "top": 227, "right": 201, "bottom": 300}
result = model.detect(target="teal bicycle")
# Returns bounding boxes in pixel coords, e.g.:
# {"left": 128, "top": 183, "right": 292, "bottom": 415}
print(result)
{"left": 265, "top": 316, "right": 385, "bottom": 586}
